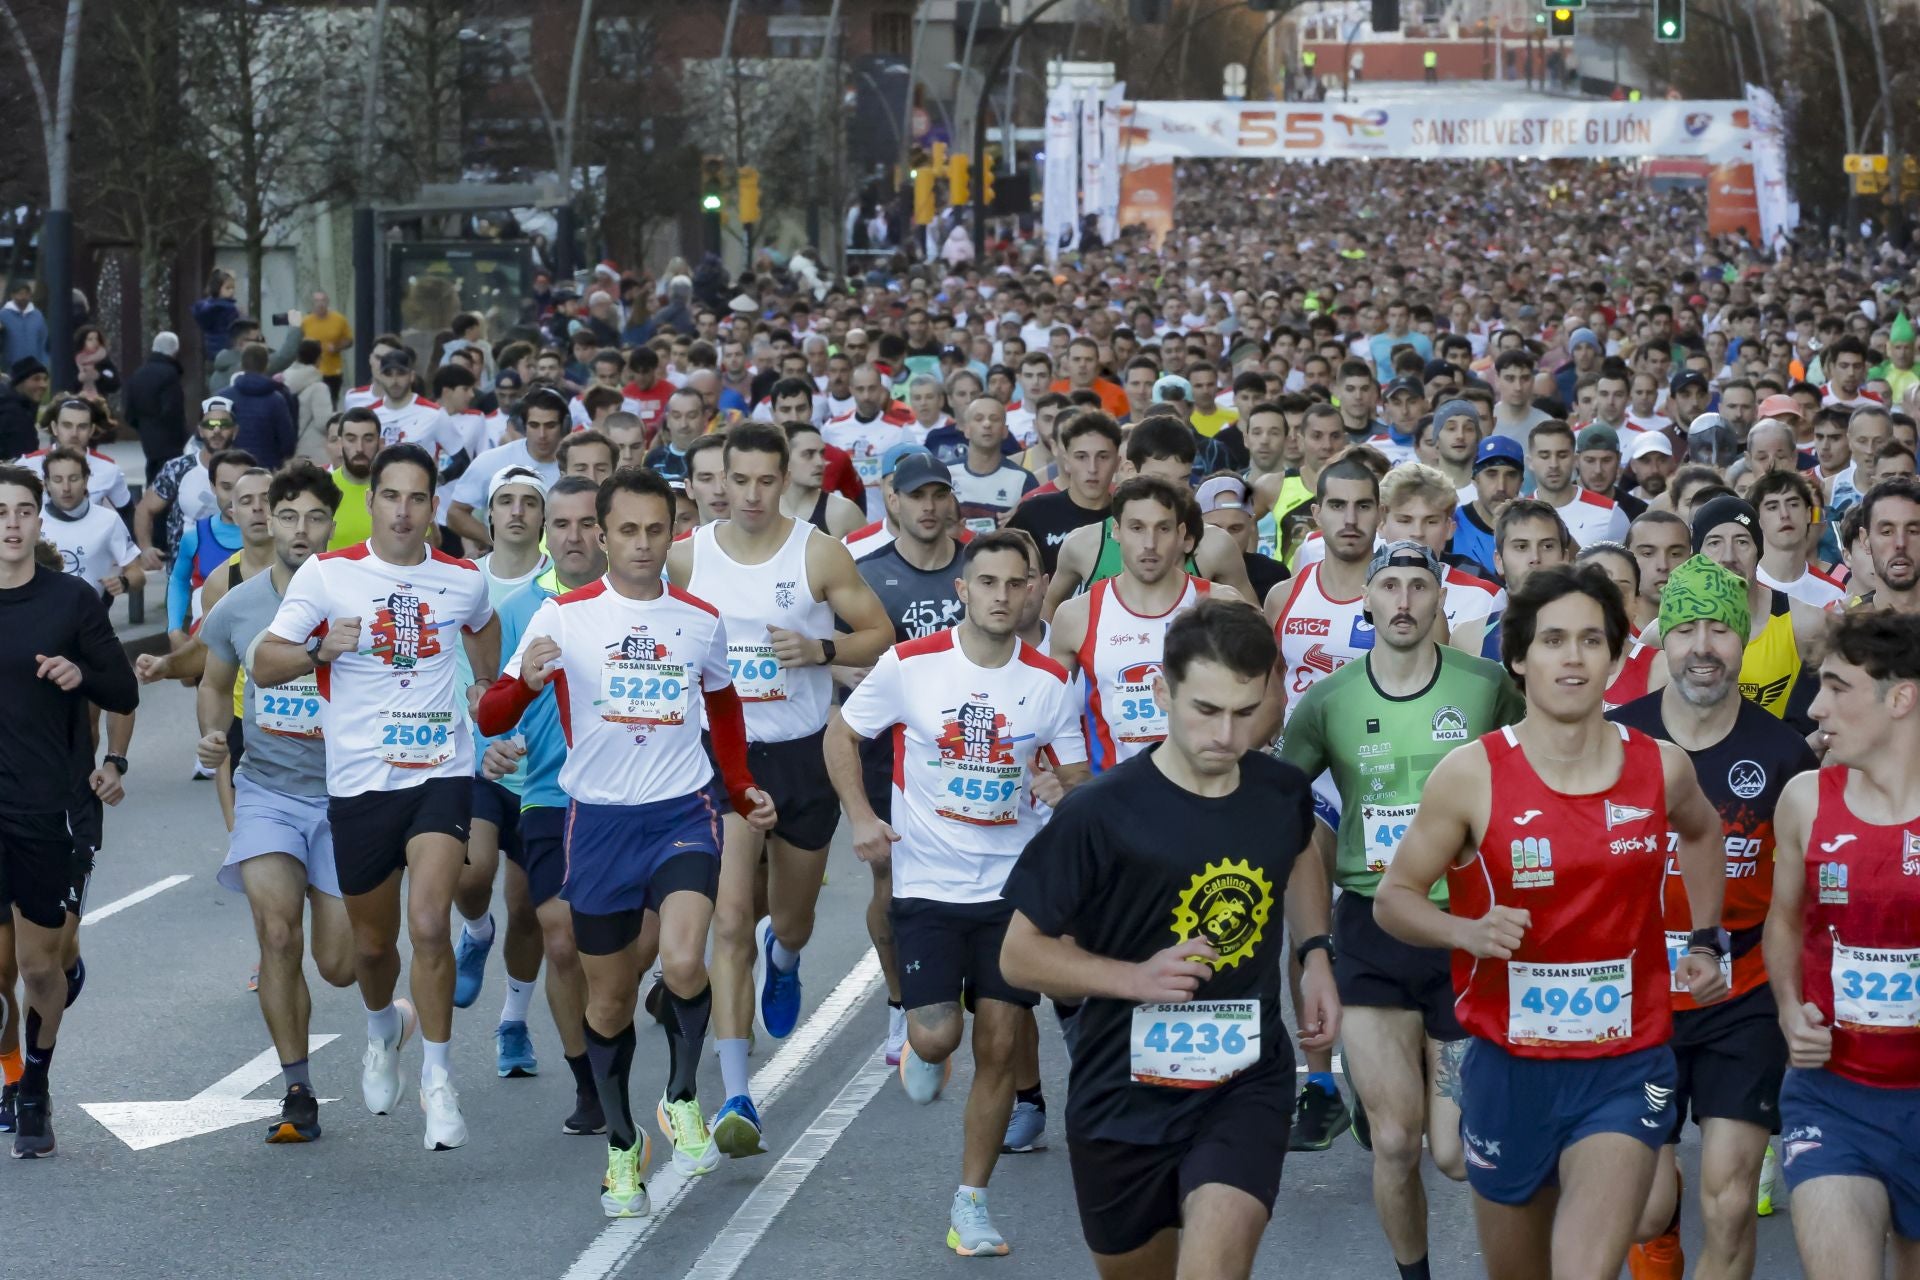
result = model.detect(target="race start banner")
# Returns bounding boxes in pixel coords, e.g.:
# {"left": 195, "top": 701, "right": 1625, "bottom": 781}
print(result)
{"left": 1112, "top": 99, "right": 1753, "bottom": 164}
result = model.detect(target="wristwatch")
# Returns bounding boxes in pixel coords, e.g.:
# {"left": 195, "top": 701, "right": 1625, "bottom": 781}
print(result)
{"left": 1294, "top": 934, "right": 1335, "bottom": 966}
{"left": 1688, "top": 926, "right": 1731, "bottom": 958}
{"left": 818, "top": 637, "right": 838, "bottom": 665}
{"left": 306, "top": 634, "right": 328, "bottom": 664}
{"left": 103, "top": 753, "right": 129, "bottom": 776}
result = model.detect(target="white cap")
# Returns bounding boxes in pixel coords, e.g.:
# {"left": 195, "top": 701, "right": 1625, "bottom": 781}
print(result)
{"left": 486, "top": 465, "right": 549, "bottom": 512}
{"left": 1627, "top": 431, "right": 1673, "bottom": 460}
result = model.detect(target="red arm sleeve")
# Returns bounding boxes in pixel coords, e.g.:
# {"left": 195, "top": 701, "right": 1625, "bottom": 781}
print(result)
{"left": 475, "top": 672, "right": 538, "bottom": 737}
{"left": 703, "top": 684, "right": 760, "bottom": 817}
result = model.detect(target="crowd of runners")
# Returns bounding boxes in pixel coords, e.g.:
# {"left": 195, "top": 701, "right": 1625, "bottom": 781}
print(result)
{"left": 0, "top": 156, "right": 1916, "bottom": 1280}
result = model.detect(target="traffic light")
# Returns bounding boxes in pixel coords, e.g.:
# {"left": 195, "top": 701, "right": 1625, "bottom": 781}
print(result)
{"left": 1549, "top": 6, "right": 1575, "bottom": 35}
{"left": 981, "top": 149, "right": 997, "bottom": 207}
{"left": 699, "top": 154, "right": 726, "bottom": 213}
{"left": 948, "top": 152, "right": 970, "bottom": 206}
{"left": 1538, "top": 0, "right": 1582, "bottom": 7}
{"left": 1653, "top": 0, "right": 1685, "bottom": 42}
{"left": 737, "top": 165, "right": 761, "bottom": 225}
{"left": 931, "top": 141, "right": 947, "bottom": 171}
{"left": 913, "top": 164, "right": 936, "bottom": 225}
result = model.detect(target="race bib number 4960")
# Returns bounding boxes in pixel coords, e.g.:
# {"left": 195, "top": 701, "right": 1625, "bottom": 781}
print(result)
{"left": 1507, "top": 959, "right": 1632, "bottom": 1045}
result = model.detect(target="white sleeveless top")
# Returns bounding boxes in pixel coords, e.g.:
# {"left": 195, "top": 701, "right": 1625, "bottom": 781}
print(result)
{"left": 689, "top": 518, "right": 834, "bottom": 742}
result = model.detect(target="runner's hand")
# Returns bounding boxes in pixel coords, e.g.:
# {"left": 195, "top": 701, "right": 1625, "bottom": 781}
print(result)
{"left": 89, "top": 762, "right": 126, "bottom": 806}
{"left": 1457, "top": 905, "right": 1529, "bottom": 959}
{"left": 1130, "top": 937, "right": 1219, "bottom": 1004}
{"left": 1781, "top": 1000, "right": 1833, "bottom": 1069}
{"left": 520, "top": 636, "right": 561, "bottom": 691}
{"left": 35, "top": 653, "right": 80, "bottom": 690}
{"left": 1677, "top": 952, "right": 1729, "bottom": 1006}
{"left": 315, "top": 617, "right": 361, "bottom": 664}
{"left": 134, "top": 653, "right": 169, "bottom": 684}
{"left": 481, "top": 738, "right": 525, "bottom": 781}
{"left": 766, "top": 625, "right": 821, "bottom": 667}
{"left": 851, "top": 815, "right": 899, "bottom": 864}
{"left": 1031, "top": 760, "right": 1065, "bottom": 807}
{"left": 197, "top": 730, "right": 227, "bottom": 771}
{"left": 743, "top": 786, "right": 777, "bottom": 833}
{"left": 137, "top": 547, "right": 163, "bottom": 573}
{"left": 102, "top": 575, "right": 127, "bottom": 598}
{"left": 1296, "top": 952, "right": 1342, "bottom": 1052}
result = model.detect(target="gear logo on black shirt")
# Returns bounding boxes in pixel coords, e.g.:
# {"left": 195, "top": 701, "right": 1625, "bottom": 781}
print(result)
{"left": 1171, "top": 858, "right": 1273, "bottom": 970}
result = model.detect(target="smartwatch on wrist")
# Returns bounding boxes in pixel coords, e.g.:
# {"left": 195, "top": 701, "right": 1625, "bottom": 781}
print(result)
{"left": 1688, "top": 926, "right": 1731, "bottom": 958}
{"left": 818, "top": 638, "right": 837, "bottom": 665}
{"left": 103, "top": 753, "right": 129, "bottom": 776}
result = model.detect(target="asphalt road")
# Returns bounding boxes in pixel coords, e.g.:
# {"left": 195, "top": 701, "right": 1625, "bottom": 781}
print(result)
{"left": 1, "top": 678, "right": 1810, "bottom": 1280}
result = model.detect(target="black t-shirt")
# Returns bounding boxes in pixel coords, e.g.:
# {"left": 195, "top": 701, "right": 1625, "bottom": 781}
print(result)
{"left": 1001, "top": 748, "right": 1314, "bottom": 1145}
{"left": 1242, "top": 550, "right": 1289, "bottom": 604}
{"left": 1005, "top": 491, "right": 1109, "bottom": 574}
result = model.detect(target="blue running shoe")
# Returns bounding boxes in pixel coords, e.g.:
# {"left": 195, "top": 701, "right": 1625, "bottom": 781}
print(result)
{"left": 710, "top": 1094, "right": 767, "bottom": 1159}
{"left": 756, "top": 917, "right": 801, "bottom": 1040}
{"left": 1001, "top": 1100, "right": 1047, "bottom": 1153}
{"left": 453, "top": 916, "right": 493, "bottom": 1009}
{"left": 496, "top": 1020, "right": 538, "bottom": 1078}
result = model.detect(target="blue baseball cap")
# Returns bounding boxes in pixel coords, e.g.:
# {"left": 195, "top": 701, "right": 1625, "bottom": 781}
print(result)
{"left": 880, "top": 442, "right": 931, "bottom": 478}
{"left": 1473, "top": 434, "right": 1525, "bottom": 472}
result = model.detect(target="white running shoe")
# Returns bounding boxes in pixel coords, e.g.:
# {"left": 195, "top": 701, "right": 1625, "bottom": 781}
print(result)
{"left": 361, "top": 998, "right": 417, "bottom": 1115}
{"left": 883, "top": 1006, "right": 908, "bottom": 1067}
{"left": 420, "top": 1066, "right": 468, "bottom": 1152}
{"left": 899, "top": 1044, "right": 951, "bottom": 1104}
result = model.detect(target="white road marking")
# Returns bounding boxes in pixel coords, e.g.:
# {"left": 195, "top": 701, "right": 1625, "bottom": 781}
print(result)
{"left": 682, "top": 1056, "right": 893, "bottom": 1279}
{"left": 559, "top": 949, "right": 884, "bottom": 1280}
{"left": 83, "top": 1034, "right": 339, "bottom": 1151}
{"left": 81, "top": 873, "right": 191, "bottom": 925}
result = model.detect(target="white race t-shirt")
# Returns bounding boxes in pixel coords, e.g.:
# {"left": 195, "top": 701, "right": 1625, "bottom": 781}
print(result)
{"left": 266, "top": 542, "right": 494, "bottom": 797}
{"left": 840, "top": 628, "right": 1085, "bottom": 903}
{"left": 21, "top": 448, "right": 132, "bottom": 508}
{"left": 446, "top": 440, "right": 562, "bottom": 513}
{"left": 42, "top": 501, "right": 138, "bottom": 589}
{"left": 1547, "top": 487, "right": 1630, "bottom": 548}
{"left": 375, "top": 395, "right": 464, "bottom": 462}
{"left": 506, "top": 578, "right": 732, "bottom": 807}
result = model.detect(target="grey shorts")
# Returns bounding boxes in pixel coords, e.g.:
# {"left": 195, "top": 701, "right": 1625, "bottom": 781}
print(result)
{"left": 221, "top": 772, "right": 341, "bottom": 898}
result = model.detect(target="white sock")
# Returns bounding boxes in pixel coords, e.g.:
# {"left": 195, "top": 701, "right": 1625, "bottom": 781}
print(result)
{"left": 769, "top": 937, "right": 801, "bottom": 972}
{"left": 422, "top": 1037, "right": 451, "bottom": 1084}
{"left": 717, "top": 1038, "right": 752, "bottom": 1100}
{"left": 957, "top": 1184, "right": 988, "bottom": 1204}
{"left": 500, "top": 975, "right": 535, "bottom": 1024}
{"left": 461, "top": 912, "right": 494, "bottom": 944}
{"left": 366, "top": 1003, "right": 402, "bottom": 1045}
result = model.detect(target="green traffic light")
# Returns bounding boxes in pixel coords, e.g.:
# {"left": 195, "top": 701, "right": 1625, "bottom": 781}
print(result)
{"left": 701, "top": 194, "right": 722, "bottom": 212}
{"left": 1660, "top": 18, "right": 1677, "bottom": 33}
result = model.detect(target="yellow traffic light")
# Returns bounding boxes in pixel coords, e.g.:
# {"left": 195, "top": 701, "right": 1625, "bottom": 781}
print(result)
{"left": 931, "top": 141, "right": 948, "bottom": 171}
{"left": 737, "top": 165, "right": 761, "bottom": 224}
{"left": 948, "top": 153, "right": 971, "bottom": 205}
{"left": 982, "top": 151, "right": 997, "bottom": 206}
{"left": 913, "top": 165, "right": 936, "bottom": 225}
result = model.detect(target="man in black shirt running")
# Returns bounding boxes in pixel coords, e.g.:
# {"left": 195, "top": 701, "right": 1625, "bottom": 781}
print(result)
{"left": 1005, "top": 411, "right": 1119, "bottom": 574}
{"left": 0, "top": 463, "right": 138, "bottom": 1157}
{"left": 1001, "top": 597, "right": 1339, "bottom": 1279}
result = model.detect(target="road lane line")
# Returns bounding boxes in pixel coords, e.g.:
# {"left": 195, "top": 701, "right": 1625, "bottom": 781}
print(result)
{"left": 559, "top": 948, "right": 884, "bottom": 1280}
{"left": 81, "top": 874, "right": 191, "bottom": 926}
{"left": 681, "top": 1056, "right": 892, "bottom": 1279}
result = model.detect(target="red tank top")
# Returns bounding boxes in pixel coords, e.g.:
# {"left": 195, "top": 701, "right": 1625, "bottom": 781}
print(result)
{"left": 1602, "top": 643, "right": 1658, "bottom": 712}
{"left": 1798, "top": 767, "right": 1920, "bottom": 1088}
{"left": 1449, "top": 724, "right": 1673, "bottom": 1058}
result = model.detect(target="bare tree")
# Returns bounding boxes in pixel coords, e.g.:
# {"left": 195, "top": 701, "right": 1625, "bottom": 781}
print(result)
{"left": 572, "top": 12, "right": 696, "bottom": 265}
{"left": 380, "top": 0, "right": 482, "bottom": 192}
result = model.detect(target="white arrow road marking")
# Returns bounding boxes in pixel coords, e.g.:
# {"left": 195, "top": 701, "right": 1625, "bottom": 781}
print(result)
{"left": 560, "top": 949, "right": 884, "bottom": 1280}
{"left": 82, "top": 1034, "right": 339, "bottom": 1151}
{"left": 81, "top": 874, "right": 191, "bottom": 926}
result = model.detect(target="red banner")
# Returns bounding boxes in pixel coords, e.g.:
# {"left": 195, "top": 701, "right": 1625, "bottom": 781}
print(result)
{"left": 1118, "top": 162, "right": 1176, "bottom": 247}
{"left": 1707, "top": 162, "right": 1760, "bottom": 242}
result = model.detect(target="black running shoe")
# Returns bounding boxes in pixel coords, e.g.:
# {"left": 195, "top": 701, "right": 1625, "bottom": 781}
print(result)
{"left": 64, "top": 956, "right": 85, "bottom": 1010}
{"left": 564, "top": 1088, "right": 607, "bottom": 1137}
{"left": 1350, "top": 1090, "right": 1372, "bottom": 1151}
{"left": 265, "top": 1083, "right": 321, "bottom": 1144}
{"left": 10, "top": 1092, "right": 53, "bottom": 1159}
{"left": 1286, "top": 1081, "right": 1351, "bottom": 1152}
{"left": 0, "top": 1082, "right": 16, "bottom": 1133}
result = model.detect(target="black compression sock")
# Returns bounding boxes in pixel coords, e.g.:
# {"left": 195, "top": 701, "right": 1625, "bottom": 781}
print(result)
{"left": 664, "top": 984, "right": 712, "bottom": 1103}
{"left": 585, "top": 1022, "right": 638, "bottom": 1150}
{"left": 1397, "top": 1259, "right": 1432, "bottom": 1280}
{"left": 566, "top": 1052, "right": 594, "bottom": 1095}
{"left": 21, "top": 1010, "right": 52, "bottom": 1095}
{"left": 1015, "top": 1085, "right": 1045, "bottom": 1111}
{"left": 887, "top": 999, "right": 902, "bottom": 1010}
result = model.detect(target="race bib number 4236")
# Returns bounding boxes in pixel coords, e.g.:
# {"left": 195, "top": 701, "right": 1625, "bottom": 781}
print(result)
{"left": 1130, "top": 1000, "right": 1260, "bottom": 1089}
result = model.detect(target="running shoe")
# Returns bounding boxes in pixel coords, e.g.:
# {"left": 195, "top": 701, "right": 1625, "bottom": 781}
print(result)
{"left": 711, "top": 1094, "right": 767, "bottom": 1159}
{"left": 563, "top": 1088, "right": 606, "bottom": 1137}
{"left": 947, "top": 1189, "right": 1010, "bottom": 1257}
{"left": 1286, "top": 1079, "right": 1351, "bottom": 1151}
{"left": 1350, "top": 1090, "right": 1372, "bottom": 1151}
{"left": 9, "top": 1092, "right": 52, "bottom": 1159}
{"left": 899, "top": 1044, "right": 951, "bottom": 1104}
{"left": 1001, "top": 1100, "right": 1047, "bottom": 1153}
{"left": 361, "top": 998, "right": 416, "bottom": 1115}
{"left": 756, "top": 917, "right": 802, "bottom": 1040}
{"left": 420, "top": 1066, "right": 468, "bottom": 1152}
{"left": 452, "top": 916, "right": 494, "bottom": 1009}
{"left": 495, "top": 1020, "right": 538, "bottom": 1078}
{"left": 882, "top": 1005, "right": 908, "bottom": 1067}
{"left": 1757, "top": 1140, "right": 1781, "bottom": 1216}
{"left": 0, "top": 1082, "right": 15, "bottom": 1133}
{"left": 192, "top": 760, "right": 214, "bottom": 781}
{"left": 601, "top": 1136, "right": 653, "bottom": 1218}
{"left": 64, "top": 956, "right": 85, "bottom": 1009}
{"left": 1628, "top": 1173, "right": 1684, "bottom": 1280}
{"left": 247, "top": 963, "right": 259, "bottom": 993}
{"left": 657, "top": 1094, "right": 721, "bottom": 1175}
{"left": 266, "top": 1082, "right": 322, "bottom": 1144}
